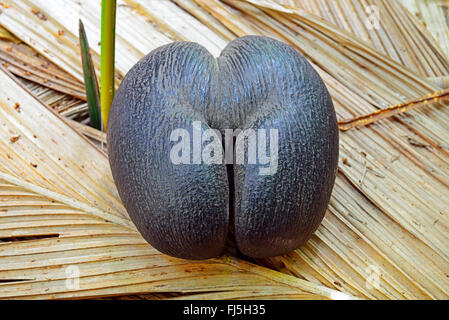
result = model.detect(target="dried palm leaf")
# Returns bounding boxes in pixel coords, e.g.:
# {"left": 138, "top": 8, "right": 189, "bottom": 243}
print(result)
{"left": 0, "top": 0, "right": 448, "bottom": 299}
{"left": 0, "top": 25, "right": 20, "bottom": 43}
{"left": 0, "top": 39, "right": 85, "bottom": 100}
{"left": 401, "top": 0, "right": 449, "bottom": 60}
{"left": 428, "top": 76, "right": 449, "bottom": 89}
{"left": 67, "top": 119, "right": 106, "bottom": 150}
{"left": 273, "top": 0, "right": 449, "bottom": 77}
{"left": 18, "top": 77, "right": 105, "bottom": 148}
{"left": 339, "top": 88, "right": 449, "bottom": 131}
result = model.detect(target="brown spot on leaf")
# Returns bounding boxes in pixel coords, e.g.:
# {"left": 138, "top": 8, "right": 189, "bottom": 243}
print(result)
{"left": 408, "top": 138, "right": 430, "bottom": 149}
{"left": 9, "top": 135, "right": 20, "bottom": 143}
{"left": 31, "top": 8, "right": 47, "bottom": 20}
{"left": 333, "top": 281, "right": 342, "bottom": 287}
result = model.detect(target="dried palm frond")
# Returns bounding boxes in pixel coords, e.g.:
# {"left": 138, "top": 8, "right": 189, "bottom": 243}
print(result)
{"left": 339, "top": 88, "right": 449, "bottom": 131}
{"left": 0, "top": 0, "right": 448, "bottom": 300}
{"left": 401, "top": 0, "right": 449, "bottom": 60}
{"left": 272, "top": 0, "right": 449, "bottom": 77}
{"left": 18, "top": 77, "right": 105, "bottom": 148}
{"left": 0, "top": 25, "right": 20, "bottom": 43}
{"left": 0, "top": 39, "right": 85, "bottom": 99}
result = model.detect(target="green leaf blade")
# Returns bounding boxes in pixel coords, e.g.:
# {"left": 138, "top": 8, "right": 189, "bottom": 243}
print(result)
{"left": 79, "top": 19, "right": 102, "bottom": 130}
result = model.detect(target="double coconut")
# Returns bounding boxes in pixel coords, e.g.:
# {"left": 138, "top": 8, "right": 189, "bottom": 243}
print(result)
{"left": 107, "top": 36, "right": 339, "bottom": 260}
